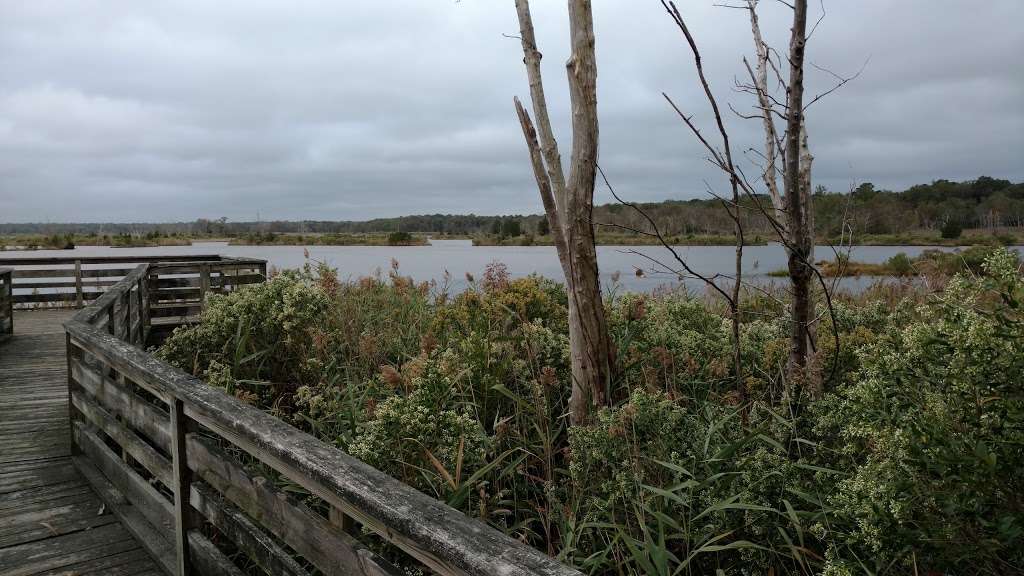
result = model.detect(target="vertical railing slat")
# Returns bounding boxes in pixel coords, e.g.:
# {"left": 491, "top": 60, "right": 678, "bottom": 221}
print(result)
{"left": 74, "top": 259, "right": 83, "bottom": 308}
{"left": 199, "top": 264, "right": 210, "bottom": 313}
{"left": 171, "top": 398, "right": 195, "bottom": 575}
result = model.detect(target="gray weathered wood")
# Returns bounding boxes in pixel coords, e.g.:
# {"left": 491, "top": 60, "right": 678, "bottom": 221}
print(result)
{"left": 60, "top": 254, "right": 578, "bottom": 576}
{"left": 190, "top": 480, "right": 312, "bottom": 576}
{"left": 67, "top": 317, "right": 581, "bottom": 576}
{"left": 0, "top": 268, "right": 11, "bottom": 341}
{"left": 3, "top": 256, "right": 261, "bottom": 309}
{"left": 74, "top": 259, "right": 83, "bottom": 308}
{"left": 170, "top": 398, "right": 194, "bottom": 576}
{"left": 0, "top": 254, "right": 224, "bottom": 266}
{"left": 187, "top": 435, "right": 400, "bottom": 576}
{"left": 74, "top": 421, "right": 241, "bottom": 576}
{"left": 0, "top": 309, "right": 163, "bottom": 575}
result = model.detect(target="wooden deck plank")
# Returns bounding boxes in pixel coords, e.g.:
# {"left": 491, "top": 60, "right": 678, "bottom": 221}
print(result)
{"left": 0, "top": 311, "right": 163, "bottom": 576}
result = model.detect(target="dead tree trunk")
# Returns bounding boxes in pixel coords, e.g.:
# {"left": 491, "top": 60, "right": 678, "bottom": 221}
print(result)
{"left": 781, "top": 0, "right": 816, "bottom": 394}
{"left": 741, "top": 0, "right": 819, "bottom": 395}
{"left": 514, "top": 0, "right": 613, "bottom": 425}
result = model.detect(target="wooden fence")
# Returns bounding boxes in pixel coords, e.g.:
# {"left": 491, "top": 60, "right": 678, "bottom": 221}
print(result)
{"left": 0, "top": 254, "right": 265, "bottom": 310}
{"left": 64, "top": 259, "right": 580, "bottom": 576}
{"left": 0, "top": 267, "right": 11, "bottom": 341}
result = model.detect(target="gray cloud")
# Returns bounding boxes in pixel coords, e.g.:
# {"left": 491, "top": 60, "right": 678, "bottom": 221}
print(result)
{"left": 1, "top": 0, "right": 1021, "bottom": 222}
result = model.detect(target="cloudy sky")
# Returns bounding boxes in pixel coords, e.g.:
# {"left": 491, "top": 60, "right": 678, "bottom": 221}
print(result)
{"left": 1, "top": 1, "right": 1021, "bottom": 223}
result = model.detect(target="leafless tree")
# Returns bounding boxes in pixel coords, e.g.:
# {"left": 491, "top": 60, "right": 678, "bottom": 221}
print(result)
{"left": 513, "top": 0, "right": 615, "bottom": 425}
{"left": 660, "top": 0, "right": 830, "bottom": 397}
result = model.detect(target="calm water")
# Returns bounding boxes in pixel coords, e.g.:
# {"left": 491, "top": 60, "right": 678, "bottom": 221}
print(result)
{"left": 3, "top": 240, "right": 1020, "bottom": 294}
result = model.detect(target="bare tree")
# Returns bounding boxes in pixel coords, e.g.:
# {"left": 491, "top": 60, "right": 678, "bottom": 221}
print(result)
{"left": 513, "top": 0, "right": 614, "bottom": 425}
{"left": 745, "top": 0, "right": 819, "bottom": 394}
{"left": 656, "top": 0, "right": 853, "bottom": 399}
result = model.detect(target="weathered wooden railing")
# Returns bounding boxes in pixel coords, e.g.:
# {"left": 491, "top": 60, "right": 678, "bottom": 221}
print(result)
{"left": 65, "top": 260, "right": 580, "bottom": 576}
{"left": 0, "top": 254, "right": 266, "bottom": 310}
{"left": 0, "top": 267, "right": 12, "bottom": 341}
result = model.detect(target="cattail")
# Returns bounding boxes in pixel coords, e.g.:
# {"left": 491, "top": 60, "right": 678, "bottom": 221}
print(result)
{"left": 420, "top": 332, "right": 438, "bottom": 354}
{"left": 539, "top": 366, "right": 558, "bottom": 388}
{"left": 379, "top": 364, "right": 403, "bottom": 387}
{"left": 627, "top": 297, "right": 647, "bottom": 321}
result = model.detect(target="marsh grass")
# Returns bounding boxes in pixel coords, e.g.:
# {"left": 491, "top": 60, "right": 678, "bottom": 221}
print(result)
{"left": 157, "top": 251, "right": 1024, "bottom": 575}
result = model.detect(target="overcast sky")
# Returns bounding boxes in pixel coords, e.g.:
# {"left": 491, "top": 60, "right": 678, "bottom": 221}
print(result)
{"left": 1, "top": 1, "right": 1021, "bottom": 223}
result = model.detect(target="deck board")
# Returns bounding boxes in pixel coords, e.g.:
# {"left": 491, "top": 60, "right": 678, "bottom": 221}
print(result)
{"left": 0, "top": 310, "right": 163, "bottom": 575}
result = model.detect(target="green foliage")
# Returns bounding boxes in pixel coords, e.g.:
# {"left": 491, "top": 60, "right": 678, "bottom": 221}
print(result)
{"left": 883, "top": 252, "right": 913, "bottom": 276}
{"left": 157, "top": 251, "right": 1024, "bottom": 575}
{"left": 3, "top": 176, "right": 1023, "bottom": 243}
{"left": 348, "top": 387, "right": 491, "bottom": 499}
{"left": 157, "top": 270, "right": 332, "bottom": 407}
{"left": 814, "top": 248, "right": 1024, "bottom": 574}
{"left": 940, "top": 218, "right": 963, "bottom": 239}
{"left": 536, "top": 217, "right": 550, "bottom": 236}
{"left": 387, "top": 231, "right": 413, "bottom": 245}
{"left": 501, "top": 218, "right": 523, "bottom": 237}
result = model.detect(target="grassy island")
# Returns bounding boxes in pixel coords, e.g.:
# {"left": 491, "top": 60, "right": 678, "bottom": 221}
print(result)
{"left": 769, "top": 245, "right": 1016, "bottom": 278}
{"left": 472, "top": 232, "right": 769, "bottom": 247}
{"left": 228, "top": 231, "right": 428, "bottom": 246}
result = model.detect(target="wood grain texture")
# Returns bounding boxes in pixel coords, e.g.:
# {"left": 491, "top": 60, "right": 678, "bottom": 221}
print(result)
{"left": 0, "top": 310, "right": 163, "bottom": 575}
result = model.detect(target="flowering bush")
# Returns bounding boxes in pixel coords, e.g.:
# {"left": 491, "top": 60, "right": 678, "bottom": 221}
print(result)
{"left": 815, "top": 248, "right": 1024, "bottom": 574}
{"left": 156, "top": 250, "right": 1024, "bottom": 575}
{"left": 348, "top": 389, "right": 491, "bottom": 500}
{"left": 157, "top": 270, "right": 331, "bottom": 407}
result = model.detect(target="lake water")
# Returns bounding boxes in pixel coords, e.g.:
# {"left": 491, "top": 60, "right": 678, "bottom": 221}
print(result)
{"left": 4, "top": 240, "right": 1019, "bottom": 295}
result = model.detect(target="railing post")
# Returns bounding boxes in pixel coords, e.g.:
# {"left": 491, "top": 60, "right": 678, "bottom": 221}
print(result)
{"left": 74, "top": 259, "right": 83, "bottom": 308}
{"left": 137, "top": 275, "right": 146, "bottom": 345}
{"left": 171, "top": 398, "right": 196, "bottom": 575}
{"left": 125, "top": 289, "right": 133, "bottom": 344}
{"left": 199, "top": 264, "right": 210, "bottom": 312}
{"left": 329, "top": 506, "right": 356, "bottom": 534}
{"left": 0, "top": 269, "right": 11, "bottom": 340}
{"left": 66, "top": 333, "right": 78, "bottom": 456}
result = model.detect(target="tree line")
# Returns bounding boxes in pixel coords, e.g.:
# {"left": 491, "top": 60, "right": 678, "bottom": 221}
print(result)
{"left": 3, "top": 175, "right": 1020, "bottom": 240}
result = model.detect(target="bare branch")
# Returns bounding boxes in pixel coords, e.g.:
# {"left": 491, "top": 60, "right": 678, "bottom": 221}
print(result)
{"left": 598, "top": 164, "right": 736, "bottom": 306}
{"left": 803, "top": 58, "right": 869, "bottom": 111}
{"left": 514, "top": 97, "right": 571, "bottom": 280}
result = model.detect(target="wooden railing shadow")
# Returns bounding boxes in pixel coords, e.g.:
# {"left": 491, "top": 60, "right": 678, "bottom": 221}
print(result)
{"left": 63, "top": 258, "right": 580, "bottom": 576}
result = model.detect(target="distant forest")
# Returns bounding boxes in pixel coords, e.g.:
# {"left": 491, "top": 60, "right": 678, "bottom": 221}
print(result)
{"left": 3, "top": 176, "right": 1022, "bottom": 239}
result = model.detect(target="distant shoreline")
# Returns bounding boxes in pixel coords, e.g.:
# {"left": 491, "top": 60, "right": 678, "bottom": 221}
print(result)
{"left": 2, "top": 230, "right": 1022, "bottom": 251}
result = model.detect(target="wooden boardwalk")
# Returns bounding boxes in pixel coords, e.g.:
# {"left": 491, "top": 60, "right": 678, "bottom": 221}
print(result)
{"left": 0, "top": 310, "right": 162, "bottom": 576}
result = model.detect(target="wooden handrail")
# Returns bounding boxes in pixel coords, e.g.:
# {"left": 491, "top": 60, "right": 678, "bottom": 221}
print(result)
{"left": 0, "top": 254, "right": 232, "bottom": 309}
{"left": 63, "top": 257, "right": 579, "bottom": 576}
{"left": 0, "top": 254, "right": 225, "bottom": 266}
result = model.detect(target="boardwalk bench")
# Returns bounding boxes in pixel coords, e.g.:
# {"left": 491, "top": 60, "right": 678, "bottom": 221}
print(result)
{"left": 0, "top": 255, "right": 582, "bottom": 575}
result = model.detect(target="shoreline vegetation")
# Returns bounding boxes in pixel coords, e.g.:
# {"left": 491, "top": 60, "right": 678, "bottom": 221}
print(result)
{"left": 770, "top": 244, "right": 1013, "bottom": 277}
{"left": 3, "top": 229, "right": 1021, "bottom": 251}
{"left": 472, "top": 232, "right": 770, "bottom": 246}
{"left": 155, "top": 247, "right": 1024, "bottom": 574}
{"left": 227, "top": 231, "right": 428, "bottom": 246}
{"left": 3, "top": 176, "right": 1023, "bottom": 250}
{"left": 0, "top": 232, "right": 195, "bottom": 250}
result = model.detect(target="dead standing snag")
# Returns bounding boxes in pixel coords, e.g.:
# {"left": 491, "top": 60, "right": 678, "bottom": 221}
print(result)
{"left": 513, "top": 0, "right": 614, "bottom": 425}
